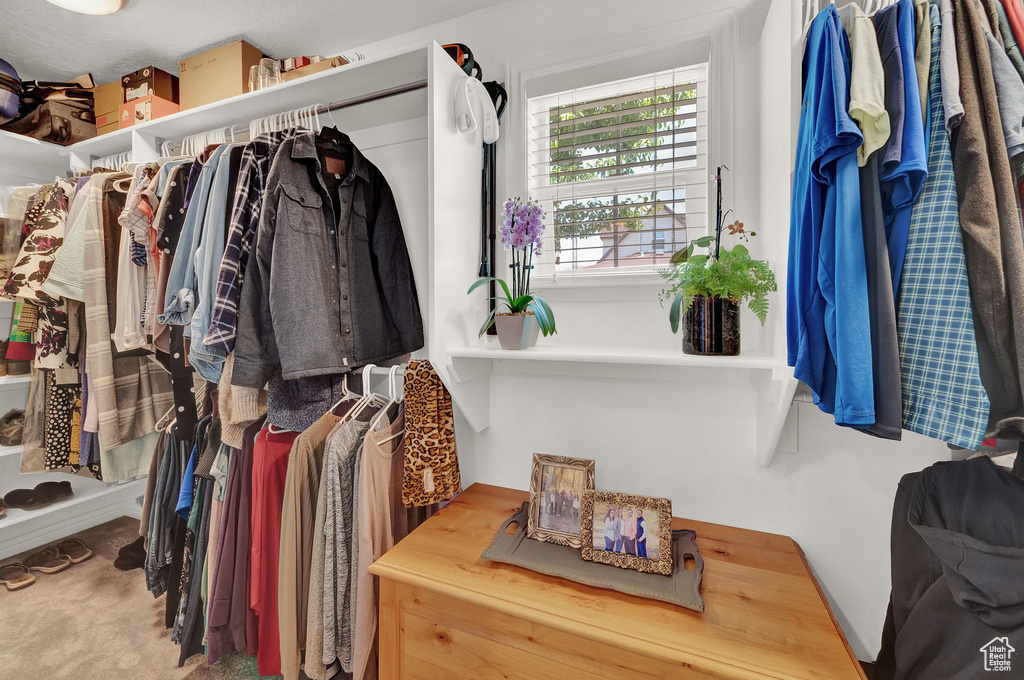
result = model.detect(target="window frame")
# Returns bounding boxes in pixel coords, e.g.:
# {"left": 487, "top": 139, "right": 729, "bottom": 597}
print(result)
{"left": 503, "top": 12, "right": 735, "bottom": 290}
{"left": 528, "top": 65, "right": 709, "bottom": 279}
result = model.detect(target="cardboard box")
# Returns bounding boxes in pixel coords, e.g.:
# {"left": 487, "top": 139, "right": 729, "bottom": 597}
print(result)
{"left": 280, "top": 56, "right": 350, "bottom": 83}
{"left": 122, "top": 66, "right": 179, "bottom": 103}
{"left": 119, "top": 95, "right": 179, "bottom": 128}
{"left": 178, "top": 40, "right": 265, "bottom": 110}
{"left": 92, "top": 81, "right": 122, "bottom": 117}
{"left": 97, "top": 121, "right": 119, "bottom": 136}
{"left": 95, "top": 111, "right": 119, "bottom": 128}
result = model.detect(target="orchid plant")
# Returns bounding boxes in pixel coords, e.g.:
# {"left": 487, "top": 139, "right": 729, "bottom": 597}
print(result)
{"left": 468, "top": 197, "right": 557, "bottom": 337}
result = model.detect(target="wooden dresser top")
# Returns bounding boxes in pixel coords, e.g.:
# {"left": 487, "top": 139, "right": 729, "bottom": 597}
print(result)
{"left": 370, "top": 483, "right": 867, "bottom": 680}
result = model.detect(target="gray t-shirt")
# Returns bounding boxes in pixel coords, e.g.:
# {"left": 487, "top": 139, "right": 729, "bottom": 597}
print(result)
{"left": 875, "top": 5, "right": 906, "bottom": 173}
{"left": 939, "top": 0, "right": 964, "bottom": 130}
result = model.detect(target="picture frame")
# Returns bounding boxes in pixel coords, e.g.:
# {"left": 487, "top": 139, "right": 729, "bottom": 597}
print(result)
{"left": 527, "top": 453, "right": 596, "bottom": 548}
{"left": 580, "top": 490, "right": 673, "bottom": 575}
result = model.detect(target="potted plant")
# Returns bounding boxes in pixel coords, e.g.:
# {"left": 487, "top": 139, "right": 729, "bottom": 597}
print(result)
{"left": 468, "top": 197, "right": 556, "bottom": 349}
{"left": 660, "top": 168, "right": 776, "bottom": 355}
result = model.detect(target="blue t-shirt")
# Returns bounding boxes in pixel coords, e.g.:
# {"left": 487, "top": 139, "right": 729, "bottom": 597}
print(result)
{"left": 880, "top": 0, "right": 928, "bottom": 294}
{"left": 788, "top": 5, "right": 876, "bottom": 426}
{"left": 175, "top": 441, "right": 199, "bottom": 519}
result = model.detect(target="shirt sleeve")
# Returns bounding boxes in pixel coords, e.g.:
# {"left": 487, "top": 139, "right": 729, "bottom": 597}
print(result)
{"left": 370, "top": 175, "right": 425, "bottom": 355}
{"left": 231, "top": 184, "right": 281, "bottom": 391}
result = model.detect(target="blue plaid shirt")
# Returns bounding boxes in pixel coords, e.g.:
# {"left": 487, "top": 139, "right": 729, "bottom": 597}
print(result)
{"left": 202, "top": 129, "right": 300, "bottom": 352}
{"left": 897, "top": 4, "right": 989, "bottom": 448}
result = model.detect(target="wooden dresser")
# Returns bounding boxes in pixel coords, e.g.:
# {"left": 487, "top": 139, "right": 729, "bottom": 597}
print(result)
{"left": 369, "top": 483, "right": 867, "bottom": 680}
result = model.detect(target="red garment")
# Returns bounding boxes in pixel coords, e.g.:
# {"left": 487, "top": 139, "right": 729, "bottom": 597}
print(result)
{"left": 1001, "top": 0, "right": 1024, "bottom": 56}
{"left": 250, "top": 427, "right": 298, "bottom": 677}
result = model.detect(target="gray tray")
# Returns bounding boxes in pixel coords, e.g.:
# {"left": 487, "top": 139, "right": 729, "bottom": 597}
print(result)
{"left": 482, "top": 502, "right": 705, "bottom": 612}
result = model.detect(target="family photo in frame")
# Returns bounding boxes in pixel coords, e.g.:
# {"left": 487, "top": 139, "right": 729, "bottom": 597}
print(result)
{"left": 527, "top": 453, "right": 596, "bottom": 548}
{"left": 580, "top": 490, "right": 674, "bottom": 575}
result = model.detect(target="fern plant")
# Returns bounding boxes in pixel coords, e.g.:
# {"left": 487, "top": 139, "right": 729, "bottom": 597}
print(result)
{"left": 660, "top": 231, "right": 777, "bottom": 332}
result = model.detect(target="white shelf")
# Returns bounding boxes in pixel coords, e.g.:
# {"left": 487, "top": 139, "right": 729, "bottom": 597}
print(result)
{"left": 0, "top": 130, "right": 62, "bottom": 166}
{"left": 445, "top": 342, "right": 798, "bottom": 468}
{"left": 0, "top": 477, "right": 145, "bottom": 560}
{"left": 67, "top": 127, "right": 133, "bottom": 160}
{"left": 0, "top": 374, "right": 31, "bottom": 387}
{"left": 449, "top": 342, "right": 783, "bottom": 370}
{"left": 0, "top": 444, "right": 23, "bottom": 460}
{"left": 64, "top": 43, "right": 432, "bottom": 163}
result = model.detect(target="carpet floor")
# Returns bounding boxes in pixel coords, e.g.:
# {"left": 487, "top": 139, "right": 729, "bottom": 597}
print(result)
{"left": 0, "top": 516, "right": 266, "bottom": 679}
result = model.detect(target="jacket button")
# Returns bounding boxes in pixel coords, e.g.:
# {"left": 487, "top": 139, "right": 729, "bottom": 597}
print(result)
{"left": 345, "top": 328, "right": 351, "bottom": 334}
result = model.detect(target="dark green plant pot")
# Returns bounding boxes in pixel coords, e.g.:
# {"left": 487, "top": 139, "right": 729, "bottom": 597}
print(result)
{"left": 682, "top": 295, "right": 740, "bottom": 356}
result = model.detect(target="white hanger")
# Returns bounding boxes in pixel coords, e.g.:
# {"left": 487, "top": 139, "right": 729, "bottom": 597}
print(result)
{"left": 370, "top": 365, "right": 400, "bottom": 431}
{"left": 348, "top": 364, "right": 389, "bottom": 422}
{"left": 377, "top": 364, "right": 407, "bottom": 445}
{"left": 326, "top": 372, "right": 361, "bottom": 415}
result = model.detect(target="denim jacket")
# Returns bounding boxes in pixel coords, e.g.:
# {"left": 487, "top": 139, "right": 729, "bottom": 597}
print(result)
{"left": 231, "top": 132, "right": 423, "bottom": 388}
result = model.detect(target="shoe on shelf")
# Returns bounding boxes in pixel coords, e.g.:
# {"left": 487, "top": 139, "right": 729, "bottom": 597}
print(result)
{"left": 114, "top": 536, "right": 146, "bottom": 571}
{"left": 23, "top": 546, "right": 71, "bottom": 575}
{"left": 0, "top": 408, "right": 24, "bottom": 446}
{"left": 3, "top": 480, "right": 73, "bottom": 510}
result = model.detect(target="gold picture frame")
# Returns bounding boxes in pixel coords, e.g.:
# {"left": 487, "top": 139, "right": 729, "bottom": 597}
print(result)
{"left": 527, "top": 453, "right": 596, "bottom": 548}
{"left": 580, "top": 490, "right": 673, "bottom": 575}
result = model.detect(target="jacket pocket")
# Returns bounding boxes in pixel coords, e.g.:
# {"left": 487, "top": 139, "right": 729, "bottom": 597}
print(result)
{"left": 279, "top": 183, "right": 324, "bottom": 236}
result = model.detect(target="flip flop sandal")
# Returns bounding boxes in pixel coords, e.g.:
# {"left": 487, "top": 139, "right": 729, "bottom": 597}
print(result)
{"left": 57, "top": 537, "right": 93, "bottom": 564}
{"left": 24, "top": 546, "right": 71, "bottom": 574}
{"left": 3, "top": 486, "right": 45, "bottom": 510}
{"left": 0, "top": 563, "right": 35, "bottom": 590}
{"left": 3, "top": 481, "right": 73, "bottom": 510}
{"left": 34, "top": 481, "right": 73, "bottom": 504}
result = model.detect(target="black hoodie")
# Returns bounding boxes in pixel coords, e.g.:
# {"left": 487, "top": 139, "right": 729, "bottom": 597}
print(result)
{"left": 875, "top": 458, "right": 1024, "bottom": 679}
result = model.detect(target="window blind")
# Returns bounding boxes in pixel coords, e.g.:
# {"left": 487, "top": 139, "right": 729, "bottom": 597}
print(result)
{"left": 528, "top": 63, "right": 709, "bottom": 279}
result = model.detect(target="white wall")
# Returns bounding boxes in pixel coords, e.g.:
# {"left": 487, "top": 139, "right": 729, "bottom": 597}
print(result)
{"left": 340, "top": 0, "right": 948, "bottom": 661}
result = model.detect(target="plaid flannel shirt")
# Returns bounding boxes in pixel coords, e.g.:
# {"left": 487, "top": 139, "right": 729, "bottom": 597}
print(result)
{"left": 202, "top": 129, "right": 299, "bottom": 352}
{"left": 896, "top": 4, "right": 989, "bottom": 449}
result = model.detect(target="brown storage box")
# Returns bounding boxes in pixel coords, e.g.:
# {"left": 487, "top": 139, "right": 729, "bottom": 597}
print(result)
{"left": 178, "top": 40, "right": 265, "bottom": 110}
{"left": 119, "top": 95, "right": 179, "bottom": 128}
{"left": 280, "top": 56, "right": 350, "bottom": 83}
{"left": 97, "top": 121, "right": 119, "bottom": 136}
{"left": 122, "top": 66, "right": 179, "bottom": 103}
{"left": 92, "top": 81, "right": 122, "bottom": 117}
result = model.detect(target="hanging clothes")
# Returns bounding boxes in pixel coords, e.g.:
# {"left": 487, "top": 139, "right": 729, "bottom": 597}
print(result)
{"left": 788, "top": 4, "right": 875, "bottom": 427}
{"left": 231, "top": 132, "right": 423, "bottom": 390}
{"left": 878, "top": 0, "right": 927, "bottom": 295}
{"left": 950, "top": 0, "right": 1024, "bottom": 439}
{"left": 897, "top": 3, "right": 990, "bottom": 450}
{"left": 840, "top": 4, "right": 902, "bottom": 440}
{"left": 401, "top": 360, "right": 461, "bottom": 506}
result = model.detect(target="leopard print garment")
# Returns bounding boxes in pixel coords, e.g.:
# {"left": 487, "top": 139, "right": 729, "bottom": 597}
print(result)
{"left": 402, "top": 360, "right": 461, "bottom": 507}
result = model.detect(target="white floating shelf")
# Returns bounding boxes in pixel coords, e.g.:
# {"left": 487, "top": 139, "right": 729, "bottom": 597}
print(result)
{"left": 449, "top": 342, "right": 783, "bottom": 370}
{"left": 64, "top": 44, "right": 431, "bottom": 164}
{"left": 0, "top": 374, "right": 31, "bottom": 388}
{"left": 0, "top": 478, "right": 145, "bottom": 560}
{"left": 445, "top": 342, "right": 798, "bottom": 468}
{"left": 0, "top": 130, "right": 69, "bottom": 179}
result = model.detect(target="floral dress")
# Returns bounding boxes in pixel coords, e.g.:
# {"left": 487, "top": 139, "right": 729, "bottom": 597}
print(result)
{"left": 2, "top": 179, "right": 84, "bottom": 472}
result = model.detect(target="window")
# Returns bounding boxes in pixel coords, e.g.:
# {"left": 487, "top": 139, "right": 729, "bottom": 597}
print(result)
{"left": 528, "top": 63, "right": 709, "bottom": 280}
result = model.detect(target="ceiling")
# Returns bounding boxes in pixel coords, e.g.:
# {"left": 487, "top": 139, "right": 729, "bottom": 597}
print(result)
{"left": 0, "top": 0, "right": 508, "bottom": 84}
